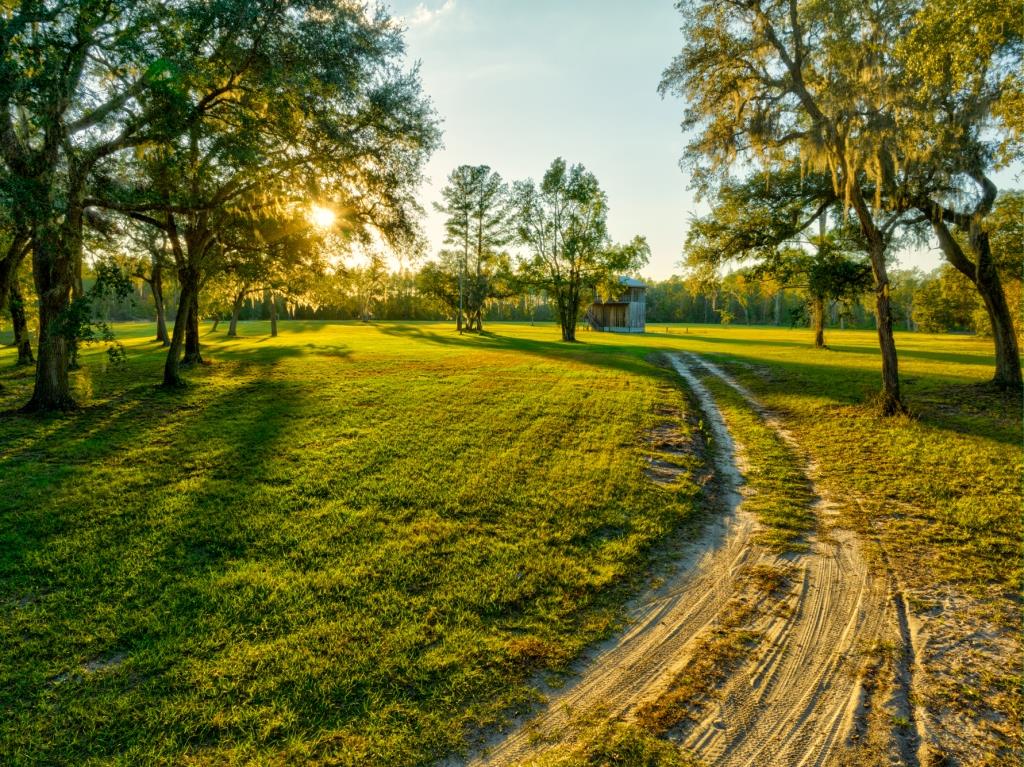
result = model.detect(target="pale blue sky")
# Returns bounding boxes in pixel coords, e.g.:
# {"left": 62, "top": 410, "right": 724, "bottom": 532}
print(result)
{"left": 392, "top": 0, "right": 1020, "bottom": 280}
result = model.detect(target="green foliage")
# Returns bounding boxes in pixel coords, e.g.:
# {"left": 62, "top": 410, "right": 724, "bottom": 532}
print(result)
{"left": 986, "top": 191, "right": 1024, "bottom": 277}
{"left": 53, "top": 261, "right": 134, "bottom": 368}
{"left": 428, "top": 165, "right": 515, "bottom": 329}
{"left": 913, "top": 266, "right": 986, "bottom": 334}
{"left": 683, "top": 168, "right": 872, "bottom": 334}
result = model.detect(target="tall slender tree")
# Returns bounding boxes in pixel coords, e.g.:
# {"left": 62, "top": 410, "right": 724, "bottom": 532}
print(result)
{"left": 434, "top": 165, "right": 510, "bottom": 332}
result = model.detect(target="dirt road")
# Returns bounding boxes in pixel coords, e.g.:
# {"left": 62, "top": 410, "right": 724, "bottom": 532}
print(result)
{"left": 448, "top": 353, "right": 918, "bottom": 767}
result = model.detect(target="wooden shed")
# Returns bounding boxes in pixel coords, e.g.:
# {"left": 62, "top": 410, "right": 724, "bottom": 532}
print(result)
{"left": 586, "top": 277, "right": 646, "bottom": 333}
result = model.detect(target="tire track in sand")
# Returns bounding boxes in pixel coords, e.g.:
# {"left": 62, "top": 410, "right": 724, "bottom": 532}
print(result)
{"left": 447, "top": 353, "right": 896, "bottom": 767}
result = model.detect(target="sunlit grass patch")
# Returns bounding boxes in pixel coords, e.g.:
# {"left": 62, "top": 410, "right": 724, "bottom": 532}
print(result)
{"left": 0, "top": 320, "right": 1018, "bottom": 764}
{"left": 0, "top": 321, "right": 704, "bottom": 766}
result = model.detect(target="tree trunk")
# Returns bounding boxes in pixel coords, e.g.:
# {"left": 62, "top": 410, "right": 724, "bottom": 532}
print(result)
{"left": 974, "top": 249, "right": 1021, "bottom": 390}
{"left": 872, "top": 277, "right": 903, "bottom": 414}
{"left": 9, "top": 282, "right": 34, "bottom": 365}
{"left": 163, "top": 270, "right": 198, "bottom": 387}
{"left": 559, "top": 290, "right": 578, "bottom": 342}
{"left": 811, "top": 295, "right": 826, "bottom": 348}
{"left": 66, "top": 241, "right": 85, "bottom": 372}
{"left": 211, "top": 317, "right": 219, "bottom": 332}
{"left": 849, "top": 191, "right": 903, "bottom": 415}
{"left": 0, "top": 231, "right": 29, "bottom": 317}
{"left": 774, "top": 290, "right": 782, "bottom": 325}
{"left": 931, "top": 216, "right": 1021, "bottom": 389}
{"left": 182, "top": 286, "right": 203, "bottom": 365}
{"left": 269, "top": 291, "right": 278, "bottom": 337}
{"left": 152, "top": 262, "right": 169, "bottom": 346}
{"left": 228, "top": 292, "right": 243, "bottom": 337}
{"left": 25, "top": 217, "right": 78, "bottom": 412}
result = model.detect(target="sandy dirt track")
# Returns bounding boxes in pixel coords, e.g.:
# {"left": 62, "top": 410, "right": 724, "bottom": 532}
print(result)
{"left": 447, "top": 353, "right": 915, "bottom": 767}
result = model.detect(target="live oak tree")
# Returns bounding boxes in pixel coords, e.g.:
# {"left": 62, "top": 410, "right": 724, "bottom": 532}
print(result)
{"left": 897, "top": 0, "right": 1023, "bottom": 388}
{"left": 1, "top": 0, "right": 438, "bottom": 405}
{"left": 684, "top": 168, "right": 871, "bottom": 347}
{"left": 0, "top": 0, "right": 230, "bottom": 409}
{"left": 512, "top": 158, "right": 649, "bottom": 342}
{"left": 433, "top": 165, "right": 511, "bottom": 332}
{"left": 661, "top": 0, "right": 919, "bottom": 413}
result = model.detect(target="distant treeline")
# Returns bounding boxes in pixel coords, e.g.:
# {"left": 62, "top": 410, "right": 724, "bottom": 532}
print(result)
{"left": 34, "top": 260, "right": 1013, "bottom": 337}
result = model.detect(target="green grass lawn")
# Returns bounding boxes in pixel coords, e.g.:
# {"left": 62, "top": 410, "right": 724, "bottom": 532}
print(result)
{"left": 0, "top": 321, "right": 1019, "bottom": 765}
{"left": 0, "top": 321, "right": 707, "bottom": 766}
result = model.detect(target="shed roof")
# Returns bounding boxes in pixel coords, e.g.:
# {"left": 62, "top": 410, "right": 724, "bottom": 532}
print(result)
{"left": 619, "top": 276, "right": 646, "bottom": 288}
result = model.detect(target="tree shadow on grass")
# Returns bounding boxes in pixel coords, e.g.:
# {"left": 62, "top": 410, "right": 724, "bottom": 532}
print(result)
{"left": 0, "top": 349, "right": 323, "bottom": 763}
{"left": 374, "top": 323, "right": 668, "bottom": 381}
{"left": 0, "top": 321, "right": 1018, "bottom": 764}
{"left": 651, "top": 328, "right": 999, "bottom": 368}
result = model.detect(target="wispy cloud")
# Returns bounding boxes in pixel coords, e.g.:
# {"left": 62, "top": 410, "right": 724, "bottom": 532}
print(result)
{"left": 405, "top": 0, "right": 456, "bottom": 29}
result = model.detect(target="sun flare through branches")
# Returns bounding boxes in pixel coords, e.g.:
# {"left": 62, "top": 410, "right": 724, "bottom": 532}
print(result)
{"left": 309, "top": 205, "right": 337, "bottom": 230}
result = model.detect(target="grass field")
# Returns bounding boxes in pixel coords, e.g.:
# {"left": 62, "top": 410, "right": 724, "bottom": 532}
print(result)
{"left": 0, "top": 321, "right": 1020, "bottom": 765}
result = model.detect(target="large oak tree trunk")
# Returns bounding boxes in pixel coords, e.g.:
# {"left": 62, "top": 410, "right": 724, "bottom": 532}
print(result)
{"left": 848, "top": 192, "right": 903, "bottom": 414}
{"left": 10, "top": 282, "right": 34, "bottom": 365}
{"left": 930, "top": 216, "right": 1022, "bottom": 389}
{"left": 975, "top": 257, "right": 1022, "bottom": 390}
{"left": 970, "top": 229, "right": 1021, "bottom": 390}
{"left": 25, "top": 219, "right": 78, "bottom": 412}
{"left": 269, "top": 291, "right": 278, "bottom": 337}
{"left": 872, "top": 274, "right": 903, "bottom": 415}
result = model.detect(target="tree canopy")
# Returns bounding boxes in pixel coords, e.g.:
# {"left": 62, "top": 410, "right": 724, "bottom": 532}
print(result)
{"left": 512, "top": 158, "right": 649, "bottom": 342}
{"left": 0, "top": 0, "right": 440, "bottom": 408}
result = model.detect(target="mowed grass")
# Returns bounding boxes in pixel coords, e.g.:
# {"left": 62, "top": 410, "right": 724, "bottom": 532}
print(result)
{"left": 657, "top": 325, "right": 1022, "bottom": 605}
{"left": 0, "top": 321, "right": 705, "bottom": 766}
{"left": 0, "top": 320, "right": 1019, "bottom": 765}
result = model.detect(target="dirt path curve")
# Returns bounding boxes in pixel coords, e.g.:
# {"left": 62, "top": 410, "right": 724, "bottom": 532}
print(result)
{"left": 450, "top": 353, "right": 900, "bottom": 767}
